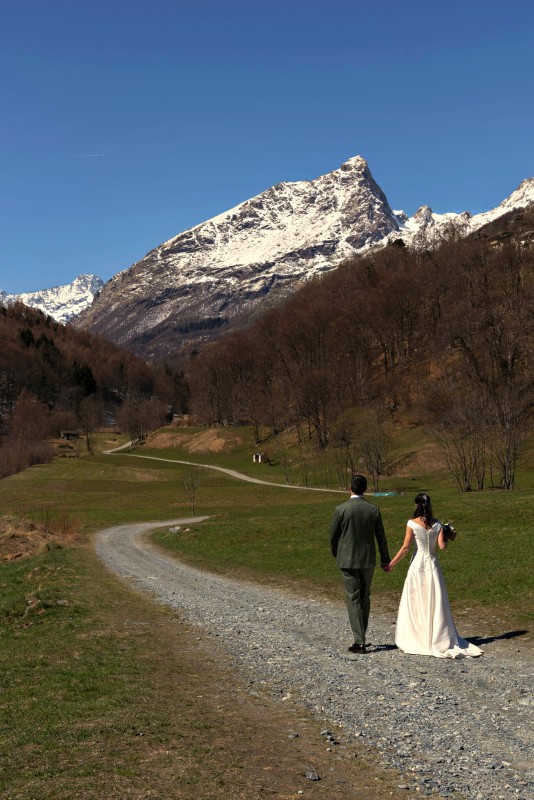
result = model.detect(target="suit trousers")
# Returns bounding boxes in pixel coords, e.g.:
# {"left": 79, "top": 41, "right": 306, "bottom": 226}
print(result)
{"left": 341, "top": 567, "right": 375, "bottom": 645}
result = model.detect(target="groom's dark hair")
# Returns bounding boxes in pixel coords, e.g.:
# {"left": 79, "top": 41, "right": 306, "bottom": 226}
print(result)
{"left": 351, "top": 474, "right": 367, "bottom": 495}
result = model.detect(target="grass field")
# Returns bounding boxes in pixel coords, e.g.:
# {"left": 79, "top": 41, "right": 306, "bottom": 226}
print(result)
{"left": 136, "top": 424, "right": 534, "bottom": 625}
{"left": 2, "top": 428, "right": 532, "bottom": 623}
{"left": 0, "top": 425, "right": 532, "bottom": 796}
{"left": 5, "top": 544, "right": 404, "bottom": 799}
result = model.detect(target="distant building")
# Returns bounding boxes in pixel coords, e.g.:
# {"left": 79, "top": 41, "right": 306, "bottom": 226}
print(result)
{"left": 60, "top": 431, "right": 82, "bottom": 440}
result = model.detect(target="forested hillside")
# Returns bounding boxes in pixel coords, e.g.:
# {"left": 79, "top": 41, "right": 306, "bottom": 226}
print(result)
{"left": 0, "top": 303, "right": 188, "bottom": 477}
{"left": 188, "top": 211, "right": 534, "bottom": 491}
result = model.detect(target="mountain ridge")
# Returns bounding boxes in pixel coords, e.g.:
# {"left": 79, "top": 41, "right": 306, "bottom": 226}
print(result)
{"left": 71, "top": 157, "right": 409, "bottom": 357}
{"left": 1, "top": 274, "right": 103, "bottom": 324}
{"left": 78, "top": 156, "right": 534, "bottom": 359}
{"left": 5, "top": 157, "right": 533, "bottom": 354}
{"left": 390, "top": 176, "right": 534, "bottom": 246}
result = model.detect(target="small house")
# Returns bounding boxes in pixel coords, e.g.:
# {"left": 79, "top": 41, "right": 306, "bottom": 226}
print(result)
{"left": 60, "top": 431, "right": 81, "bottom": 440}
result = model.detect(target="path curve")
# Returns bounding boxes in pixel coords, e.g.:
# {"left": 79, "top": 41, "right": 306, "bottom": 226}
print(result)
{"left": 95, "top": 517, "right": 533, "bottom": 800}
{"left": 106, "top": 450, "right": 347, "bottom": 493}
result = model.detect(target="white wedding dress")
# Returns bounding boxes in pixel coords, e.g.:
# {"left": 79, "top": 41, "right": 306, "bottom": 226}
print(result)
{"left": 395, "top": 520, "right": 483, "bottom": 659}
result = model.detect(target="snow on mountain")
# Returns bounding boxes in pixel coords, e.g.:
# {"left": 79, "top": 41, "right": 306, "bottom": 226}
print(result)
{"left": 1, "top": 274, "right": 104, "bottom": 324}
{"left": 77, "top": 158, "right": 534, "bottom": 359}
{"left": 78, "top": 156, "right": 403, "bottom": 357}
{"left": 174, "top": 155, "right": 400, "bottom": 269}
{"left": 14, "top": 156, "right": 531, "bottom": 360}
{"left": 389, "top": 177, "right": 534, "bottom": 247}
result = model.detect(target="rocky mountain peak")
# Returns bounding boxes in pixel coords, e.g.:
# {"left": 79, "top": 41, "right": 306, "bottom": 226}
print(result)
{"left": 77, "top": 156, "right": 401, "bottom": 358}
{"left": 14, "top": 158, "right": 534, "bottom": 360}
{"left": 500, "top": 176, "right": 534, "bottom": 211}
{"left": 386, "top": 176, "right": 534, "bottom": 249}
{"left": 413, "top": 205, "right": 435, "bottom": 222}
{"left": 1, "top": 274, "right": 103, "bottom": 324}
{"left": 340, "top": 154, "right": 368, "bottom": 168}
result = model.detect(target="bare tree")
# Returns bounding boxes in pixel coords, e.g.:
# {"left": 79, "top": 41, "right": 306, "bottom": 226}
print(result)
{"left": 487, "top": 385, "right": 531, "bottom": 490}
{"left": 272, "top": 431, "right": 294, "bottom": 484}
{"left": 0, "top": 389, "right": 54, "bottom": 478}
{"left": 183, "top": 462, "right": 203, "bottom": 513}
{"left": 77, "top": 395, "right": 104, "bottom": 454}
{"left": 430, "top": 388, "right": 489, "bottom": 492}
{"left": 356, "top": 410, "right": 391, "bottom": 493}
{"left": 331, "top": 409, "right": 361, "bottom": 488}
{"left": 116, "top": 395, "right": 167, "bottom": 443}
{"left": 9, "top": 388, "right": 50, "bottom": 445}
{"left": 330, "top": 407, "right": 390, "bottom": 492}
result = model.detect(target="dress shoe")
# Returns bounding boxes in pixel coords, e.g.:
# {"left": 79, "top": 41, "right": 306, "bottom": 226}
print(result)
{"left": 348, "top": 643, "right": 366, "bottom": 654}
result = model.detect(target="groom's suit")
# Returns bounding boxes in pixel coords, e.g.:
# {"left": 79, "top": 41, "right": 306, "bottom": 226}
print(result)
{"left": 330, "top": 495, "right": 390, "bottom": 646}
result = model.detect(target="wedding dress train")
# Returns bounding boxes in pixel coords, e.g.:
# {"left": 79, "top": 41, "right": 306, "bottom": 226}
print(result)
{"left": 395, "top": 520, "right": 483, "bottom": 659}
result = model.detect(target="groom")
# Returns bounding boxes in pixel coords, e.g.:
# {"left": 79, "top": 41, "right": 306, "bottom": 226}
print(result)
{"left": 330, "top": 474, "right": 390, "bottom": 654}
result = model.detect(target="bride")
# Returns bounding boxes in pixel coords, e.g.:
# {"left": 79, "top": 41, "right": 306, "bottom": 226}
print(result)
{"left": 389, "top": 493, "right": 483, "bottom": 659}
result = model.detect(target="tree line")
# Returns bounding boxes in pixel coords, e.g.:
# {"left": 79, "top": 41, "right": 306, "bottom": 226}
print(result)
{"left": 187, "top": 215, "right": 534, "bottom": 490}
{"left": 0, "top": 303, "right": 188, "bottom": 478}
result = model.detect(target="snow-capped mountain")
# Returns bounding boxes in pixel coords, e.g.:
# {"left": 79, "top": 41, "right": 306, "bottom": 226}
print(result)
{"left": 77, "top": 156, "right": 404, "bottom": 357}
{"left": 389, "top": 176, "right": 534, "bottom": 247}
{"left": 7, "top": 160, "right": 534, "bottom": 350}
{"left": 73, "top": 156, "right": 533, "bottom": 360}
{"left": 1, "top": 274, "right": 104, "bottom": 324}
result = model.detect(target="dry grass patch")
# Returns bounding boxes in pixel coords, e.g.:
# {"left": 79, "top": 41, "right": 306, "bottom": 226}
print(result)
{"left": 147, "top": 428, "right": 244, "bottom": 454}
{"left": 392, "top": 439, "right": 445, "bottom": 477}
{"left": 0, "top": 513, "right": 82, "bottom": 561}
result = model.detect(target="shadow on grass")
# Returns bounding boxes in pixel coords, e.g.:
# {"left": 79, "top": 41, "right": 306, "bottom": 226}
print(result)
{"left": 467, "top": 629, "right": 529, "bottom": 646}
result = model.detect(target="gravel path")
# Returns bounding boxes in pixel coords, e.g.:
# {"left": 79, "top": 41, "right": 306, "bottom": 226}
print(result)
{"left": 95, "top": 516, "right": 533, "bottom": 800}
{"left": 120, "top": 452, "right": 347, "bottom": 493}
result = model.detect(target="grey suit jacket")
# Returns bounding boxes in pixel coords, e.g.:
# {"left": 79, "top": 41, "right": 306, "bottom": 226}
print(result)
{"left": 330, "top": 496, "right": 390, "bottom": 570}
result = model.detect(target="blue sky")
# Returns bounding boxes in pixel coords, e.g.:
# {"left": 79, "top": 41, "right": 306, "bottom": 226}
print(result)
{"left": 1, "top": 0, "right": 533, "bottom": 294}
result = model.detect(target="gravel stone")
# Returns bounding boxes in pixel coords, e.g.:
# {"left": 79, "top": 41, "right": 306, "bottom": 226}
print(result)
{"left": 96, "top": 519, "right": 534, "bottom": 800}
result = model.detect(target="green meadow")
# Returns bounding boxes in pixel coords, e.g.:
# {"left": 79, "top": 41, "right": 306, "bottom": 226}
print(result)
{"left": 0, "top": 427, "right": 532, "bottom": 797}
{"left": 2, "top": 426, "right": 532, "bottom": 622}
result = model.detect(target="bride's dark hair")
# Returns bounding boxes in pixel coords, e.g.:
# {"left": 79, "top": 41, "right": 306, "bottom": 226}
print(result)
{"left": 413, "top": 493, "right": 433, "bottom": 527}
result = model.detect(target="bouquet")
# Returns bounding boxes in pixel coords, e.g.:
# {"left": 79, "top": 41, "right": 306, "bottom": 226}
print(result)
{"left": 442, "top": 522, "right": 457, "bottom": 541}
